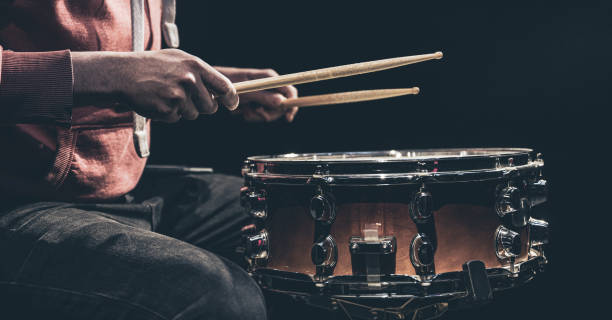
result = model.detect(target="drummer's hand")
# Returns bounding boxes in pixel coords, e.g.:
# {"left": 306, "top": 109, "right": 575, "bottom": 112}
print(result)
{"left": 213, "top": 66, "right": 298, "bottom": 122}
{"left": 72, "top": 49, "right": 239, "bottom": 122}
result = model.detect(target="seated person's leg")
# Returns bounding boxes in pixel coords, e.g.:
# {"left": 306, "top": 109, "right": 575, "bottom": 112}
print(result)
{"left": 0, "top": 202, "right": 266, "bottom": 320}
{"left": 135, "top": 173, "right": 250, "bottom": 264}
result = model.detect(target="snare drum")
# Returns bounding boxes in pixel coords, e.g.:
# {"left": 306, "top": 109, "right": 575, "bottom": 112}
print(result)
{"left": 239, "top": 148, "right": 549, "bottom": 320}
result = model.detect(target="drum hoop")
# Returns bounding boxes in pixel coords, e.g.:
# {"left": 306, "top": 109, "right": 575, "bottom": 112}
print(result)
{"left": 245, "top": 161, "right": 543, "bottom": 186}
{"left": 253, "top": 255, "right": 544, "bottom": 300}
{"left": 247, "top": 148, "right": 533, "bottom": 164}
{"left": 244, "top": 148, "right": 542, "bottom": 185}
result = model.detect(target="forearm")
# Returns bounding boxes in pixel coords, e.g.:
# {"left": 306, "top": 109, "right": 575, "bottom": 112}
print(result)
{"left": 3, "top": 48, "right": 239, "bottom": 124}
{"left": 0, "top": 46, "right": 73, "bottom": 125}
{"left": 72, "top": 51, "right": 132, "bottom": 107}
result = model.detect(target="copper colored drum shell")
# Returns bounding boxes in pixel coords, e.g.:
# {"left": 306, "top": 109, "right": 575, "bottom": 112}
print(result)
{"left": 264, "top": 186, "right": 529, "bottom": 276}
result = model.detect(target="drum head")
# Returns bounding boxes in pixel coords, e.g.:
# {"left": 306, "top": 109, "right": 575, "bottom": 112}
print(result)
{"left": 244, "top": 148, "right": 542, "bottom": 185}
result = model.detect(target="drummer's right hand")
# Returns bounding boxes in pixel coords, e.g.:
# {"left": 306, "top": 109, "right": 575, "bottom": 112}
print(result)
{"left": 72, "top": 49, "right": 239, "bottom": 122}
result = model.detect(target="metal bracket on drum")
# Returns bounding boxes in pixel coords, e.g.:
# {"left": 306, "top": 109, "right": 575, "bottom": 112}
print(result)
{"left": 461, "top": 260, "right": 493, "bottom": 304}
{"left": 495, "top": 184, "right": 530, "bottom": 228}
{"left": 241, "top": 186, "right": 268, "bottom": 220}
{"left": 410, "top": 233, "right": 436, "bottom": 281}
{"left": 527, "top": 178, "right": 548, "bottom": 207}
{"left": 494, "top": 225, "right": 521, "bottom": 261}
{"left": 410, "top": 186, "right": 435, "bottom": 224}
{"left": 241, "top": 225, "right": 270, "bottom": 270}
{"left": 527, "top": 217, "right": 549, "bottom": 263}
{"left": 308, "top": 167, "right": 338, "bottom": 281}
{"left": 312, "top": 235, "right": 338, "bottom": 281}
{"left": 409, "top": 185, "right": 438, "bottom": 282}
{"left": 310, "top": 188, "right": 336, "bottom": 225}
{"left": 308, "top": 164, "right": 336, "bottom": 224}
{"left": 495, "top": 173, "right": 547, "bottom": 230}
{"left": 349, "top": 234, "right": 397, "bottom": 280}
{"left": 240, "top": 182, "right": 270, "bottom": 270}
{"left": 494, "top": 225, "right": 521, "bottom": 274}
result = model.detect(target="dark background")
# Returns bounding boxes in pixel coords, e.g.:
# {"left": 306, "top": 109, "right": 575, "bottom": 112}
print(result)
{"left": 150, "top": 1, "right": 610, "bottom": 319}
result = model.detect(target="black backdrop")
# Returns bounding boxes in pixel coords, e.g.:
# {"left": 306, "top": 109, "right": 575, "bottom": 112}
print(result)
{"left": 149, "top": 1, "right": 610, "bottom": 319}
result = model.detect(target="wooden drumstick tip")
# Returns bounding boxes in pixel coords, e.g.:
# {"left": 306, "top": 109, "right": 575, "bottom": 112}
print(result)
{"left": 413, "top": 87, "right": 420, "bottom": 94}
{"left": 234, "top": 51, "right": 444, "bottom": 94}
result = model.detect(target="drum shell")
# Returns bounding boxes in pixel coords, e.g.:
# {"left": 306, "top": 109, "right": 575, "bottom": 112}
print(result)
{"left": 257, "top": 180, "right": 530, "bottom": 277}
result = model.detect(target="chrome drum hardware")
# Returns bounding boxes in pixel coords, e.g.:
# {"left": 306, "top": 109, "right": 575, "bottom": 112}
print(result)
{"left": 307, "top": 174, "right": 339, "bottom": 280}
{"left": 495, "top": 225, "right": 521, "bottom": 260}
{"left": 495, "top": 185, "right": 530, "bottom": 227}
{"left": 349, "top": 234, "right": 397, "bottom": 277}
{"left": 240, "top": 148, "right": 550, "bottom": 320}
{"left": 410, "top": 233, "right": 436, "bottom": 279}
{"left": 410, "top": 189, "right": 433, "bottom": 223}
{"left": 245, "top": 229, "right": 269, "bottom": 259}
{"left": 528, "top": 179, "right": 548, "bottom": 207}
{"left": 528, "top": 217, "right": 549, "bottom": 247}
{"left": 240, "top": 185, "right": 270, "bottom": 269}
{"left": 241, "top": 187, "right": 267, "bottom": 219}
{"left": 495, "top": 186, "right": 521, "bottom": 218}
{"left": 409, "top": 186, "right": 437, "bottom": 280}
{"left": 311, "top": 235, "right": 338, "bottom": 269}
{"left": 309, "top": 192, "right": 336, "bottom": 224}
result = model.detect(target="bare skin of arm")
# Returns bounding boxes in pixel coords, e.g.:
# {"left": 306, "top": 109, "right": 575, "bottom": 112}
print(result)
{"left": 72, "top": 49, "right": 297, "bottom": 123}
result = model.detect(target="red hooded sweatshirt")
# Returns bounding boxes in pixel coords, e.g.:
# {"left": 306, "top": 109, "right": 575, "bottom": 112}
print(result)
{"left": 0, "top": 0, "right": 170, "bottom": 201}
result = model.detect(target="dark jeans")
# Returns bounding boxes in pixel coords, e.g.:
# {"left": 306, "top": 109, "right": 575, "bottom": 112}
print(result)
{"left": 0, "top": 172, "right": 266, "bottom": 320}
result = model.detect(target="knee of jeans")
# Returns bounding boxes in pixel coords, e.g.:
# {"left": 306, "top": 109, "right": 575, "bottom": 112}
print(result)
{"left": 172, "top": 256, "right": 267, "bottom": 320}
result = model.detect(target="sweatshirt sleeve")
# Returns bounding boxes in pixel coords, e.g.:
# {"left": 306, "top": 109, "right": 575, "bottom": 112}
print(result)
{"left": 0, "top": 45, "right": 73, "bottom": 126}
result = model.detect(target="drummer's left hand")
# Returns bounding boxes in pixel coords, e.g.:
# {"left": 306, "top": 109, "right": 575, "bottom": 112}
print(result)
{"left": 213, "top": 66, "right": 298, "bottom": 122}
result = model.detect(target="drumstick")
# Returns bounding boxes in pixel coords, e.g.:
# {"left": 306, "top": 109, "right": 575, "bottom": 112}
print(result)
{"left": 279, "top": 87, "right": 420, "bottom": 108}
{"left": 234, "top": 51, "right": 442, "bottom": 94}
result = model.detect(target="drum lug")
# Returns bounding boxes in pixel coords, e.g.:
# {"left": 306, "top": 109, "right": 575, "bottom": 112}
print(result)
{"left": 241, "top": 187, "right": 268, "bottom": 219}
{"left": 495, "top": 225, "right": 521, "bottom": 260}
{"left": 240, "top": 224, "right": 270, "bottom": 271}
{"left": 310, "top": 191, "right": 336, "bottom": 224}
{"left": 495, "top": 185, "right": 530, "bottom": 227}
{"left": 308, "top": 163, "right": 336, "bottom": 223}
{"left": 495, "top": 185, "right": 521, "bottom": 217}
{"left": 410, "top": 233, "right": 436, "bottom": 280}
{"left": 410, "top": 188, "right": 434, "bottom": 224}
{"left": 409, "top": 185, "right": 437, "bottom": 282}
{"left": 311, "top": 235, "right": 338, "bottom": 278}
{"left": 527, "top": 178, "right": 548, "bottom": 207}
{"left": 308, "top": 169, "right": 338, "bottom": 280}
{"left": 244, "top": 229, "right": 269, "bottom": 260}
{"left": 528, "top": 217, "right": 549, "bottom": 246}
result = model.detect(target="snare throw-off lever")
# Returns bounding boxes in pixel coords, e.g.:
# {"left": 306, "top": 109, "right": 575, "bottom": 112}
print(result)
{"left": 349, "top": 223, "right": 397, "bottom": 283}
